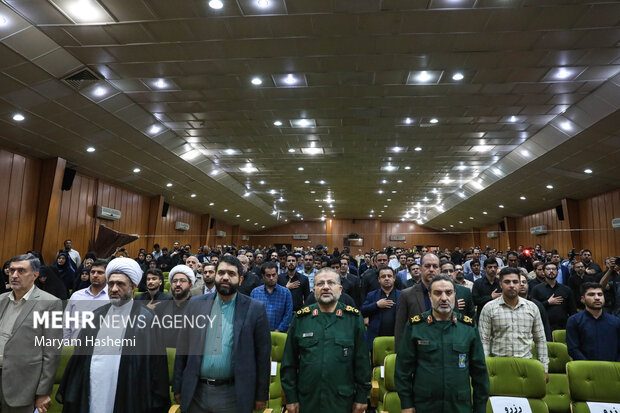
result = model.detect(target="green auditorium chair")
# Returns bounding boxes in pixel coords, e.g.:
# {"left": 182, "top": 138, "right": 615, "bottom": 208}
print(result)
{"left": 370, "top": 336, "right": 396, "bottom": 410}
{"left": 552, "top": 329, "right": 566, "bottom": 344}
{"left": 50, "top": 346, "right": 74, "bottom": 413}
{"left": 566, "top": 360, "right": 620, "bottom": 413}
{"left": 167, "top": 347, "right": 176, "bottom": 405}
{"left": 545, "top": 342, "right": 572, "bottom": 413}
{"left": 263, "top": 331, "right": 287, "bottom": 412}
{"left": 485, "top": 357, "right": 548, "bottom": 413}
{"left": 381, "top": 353, "right": 401, "bottom": 413}
{"left": 164, "top": 280, "right": 171, "bottom": 294}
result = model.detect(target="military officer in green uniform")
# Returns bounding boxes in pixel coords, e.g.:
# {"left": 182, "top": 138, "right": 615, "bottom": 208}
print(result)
{"left": 281, "top": 268, "right": 371, "bottom": 413}
{"left": 395, "top": 274, "right": 489, "bottom": 413}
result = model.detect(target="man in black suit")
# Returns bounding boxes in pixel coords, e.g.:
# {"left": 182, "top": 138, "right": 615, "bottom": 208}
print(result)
{"left": 173, "top": 255, "right": 271, "bottom": 413}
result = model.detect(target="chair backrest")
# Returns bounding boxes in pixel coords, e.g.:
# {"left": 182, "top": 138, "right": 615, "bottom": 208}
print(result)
{"left": 547, "top": 342, "right": 571, "bottom": 374}
{"left": 270, "top": 331, "right": 287, "bottom": 362}
{"left": 166, "top": 347, "right": 176, "bottom": 383}
{"left": 552, "top": 329, "right": 566, "bottom": 344}
{"left": 383, "top": 353, "right": 397, "bottom": 392}
{"left": 566, "top": 361, "right": 620, "bottom": 403}
{"left": 486, "top": 357, "right": 546, "bottom": 399}
{"left": 372, "top": 336, "right": 395, "bottom": 367}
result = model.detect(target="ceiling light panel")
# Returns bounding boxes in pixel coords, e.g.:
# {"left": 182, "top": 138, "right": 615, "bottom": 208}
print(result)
{"left": 273, "top": 73, "right": 308, "bottom": 88}
{"left": 237, "top": 0, "right": 287, "bottom": 15}
{"left": 406, "top": 70, "right": 443, "bottom": 85}
{"left": 290, "top": 119, "right": 316, "bottom": 128}
{"left": 542, "top": 67, "right": 586, "bottom": 81}
{"left": 49, "top": 0, "right": 115, "bottom": 23}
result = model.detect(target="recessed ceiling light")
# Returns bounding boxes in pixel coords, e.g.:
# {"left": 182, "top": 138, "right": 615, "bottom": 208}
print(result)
{"left": 149, "top": 124, "right": 162, "bottom": 134}
{"left": 559, "top": 121, "right": 572, "bottom": 131}
{"left": 414, "top": 147, "right": 422, "bottom": 151}
{"left": 284, "top": 74, "right": 297, "bottom": 85}
{"left": 240, "top": 163, "right": 258, "bottom": 173}
{"left": 381, "top": 179, "right": 388, "bottom": 184}
{"left": 387, "top": 198, "right": 391, "bottom": 201}
{"left": 243, "top": 191, "right": 251, "bottom": 197}
{"left": 555, "top": 68, "right": 573, "bottom": 79}
{"left": 509, "top": 116, "right": 518, "bottom": 123}
{"left": 133, "top": 168, "right": 141, "bottom": 173}
{"left": 450, "top": 224, "right": 454, "bottom": 228}
{"left": 190, "top": 193, "right": 197, "bottom": 198}
{"left": 429, "top": 118, "right": 438, "bottom": 124}
{"left": 209, "top": 202, "right": 214, "bottom": 206}
{"left": 298, "top": 167, "right": 304, "bottom": 171}
{"left": 482, "top": 211, "right": 488, "bottom": 215}
{"left": 458, "top": 221, "right": 463, "bottom": 224}
{"left": 224, "top": 209, "right": 228, "bottom": 212}
{"left": 236, "top": 214, "right": 241, "bottom": 218}
{"left": 310, "top": 190, "right": 315, "bottom": 193}
{"left": 166, "top": 183, "right": 173, "bottom": 187}
{"left": 521, "top": 149, "right": 531, "bottom": 158}
{"left": 59, "top": 0, "right": 114, "bottom": 23}
{"left": 381, "top": 165, "right": 398, "bottom": 172}
{"left": 301, "top": 147, "right": 323, "bottom": 155}
{"left": 452, "top": 72, "right": 464, "bottom": 81}
{"left": 391, "top": 146, "right": 403, "bottom": 152}
{"left": 12, "top": 113, "right": 25, "bottom": 121}
{"left": 546, "top": 184, "right": 554, "bottom": 189}
{"left": 584, "top": 168, "right": 593, "bottom": 174}
{"left": 288, "top": 148, "right": 295, "bottom": 153}
{"left": 291, "top": 118, "right": 316, "bottom": 128}
{"left": 397, "top": 180, "right": 403, "bottom": 183}
{"left": 305, "top": 180, "right": 310, "bottom": 184}
{"left": 384, "top": 205, "right": 388, "bottom": 207}
{"left": 257, "top": 0, "right": 269, "bottom": 6}
{"left": 86, "top": 146, "right": 95, "bottom": 153}
{"left": 404, "top": 166, "right": 411, "bottom": 170}
{"left": 498, "top": 204, "right": 504, "bottom": 208}
{"left": 251, "top": 77, "right": 262, "bottom": 85}
{"left": 269, "top": 189, "right": 276, "bottom": 195}
{"left": 259, "top": 180, "right": 265, "bottom": 185}
{"left": 273, "top": 120, "right": 282, "bottom": 126}
{"left": 93, "top": 87, "right": 106, "bottom": 97}
{"left": 181, "top": 149, "right": 201, "bottom": 161}
{"left": 154, "top": 79, "right": 167, "bottom": 89}
{"left": 520, "top": 196, "right": 526, "bottom": 200}
{"left": 469, "top": 216, "right": 474, "bottom": 220}
{"left": 318, "top": 180, "right": 326, "bottom": 185}
{"left": 208, "top": 0, "right": 224, "bottom": 9}
{"left": 391, "top": 190, "right": 397, "bottom": 193}
{"left": 404, "top": 117, "right": 413, "bottom": 125}
{"left": 0, "top": 16, "right": 7, "bottom": 25}
{"left": 224, "top": 148, "right": 237, "bottom": 155}
{"left": 378, "top": 190, "right": 384, "bottom": 194}
{"left": 416, "top": 71, "right": 432, "bottom": 82}
{"left": 472, "top": 145, "right": 493, "bottom": 152}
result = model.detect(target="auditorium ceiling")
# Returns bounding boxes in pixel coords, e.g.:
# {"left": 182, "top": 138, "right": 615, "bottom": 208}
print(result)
{"left": 0, "top": 0, "right": 618, "bottom": 232}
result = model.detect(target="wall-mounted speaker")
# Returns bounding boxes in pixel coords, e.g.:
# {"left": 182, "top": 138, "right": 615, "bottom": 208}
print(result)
{"left": 161, "top": 202, "right": 169, "bottom": 217}
{"left": 555, "top": 205, "right": 565, "bottom": 221}
{"left": 61, "top": 168, "right": 76, "bottom": 191}
{"left": 210, "top": 218, "right": 215, "bottom": 229}
{"left": 499, "top": 221, "right": 506, "bottom": 232}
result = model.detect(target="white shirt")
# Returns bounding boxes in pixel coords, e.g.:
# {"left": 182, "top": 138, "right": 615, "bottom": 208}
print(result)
{"left": 89, "top": 300, "right": 133, "bottom": 413}
{"left": 63, "top": 286, "right": 109, "bottom": 339}
{"left": 68, "top": 249, "right": 81, "bottom": 267}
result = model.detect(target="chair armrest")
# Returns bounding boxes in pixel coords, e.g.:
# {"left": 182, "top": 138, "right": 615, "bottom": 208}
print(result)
{"left": 370, "top": 379, "right": 379, "bottom": 407}
{"left": 168, "top": 405, "right": 180, "bottom": 413}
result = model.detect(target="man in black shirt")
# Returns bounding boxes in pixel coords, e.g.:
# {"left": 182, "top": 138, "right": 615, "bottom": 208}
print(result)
{"left": 531, "top": 262, "right": 577, "bottom": 331}
{"left": 472, "top": 258, "right": 501, "bottom": 320}
{"left": 277, "top": 253, "right": 310, "bottom": 311}
{"left": 361, "top": 252, "right": 404, "bottom": 302}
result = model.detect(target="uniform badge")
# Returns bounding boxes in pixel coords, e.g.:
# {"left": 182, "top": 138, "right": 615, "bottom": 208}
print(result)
{"left": 417, "top": 340, "right": 429, "bottom": 346}
{"left": 302, "top": 332, "right": 314, "bottom": 338}
{"left": 336, "top": 309, "right": 342, "bottom": 317}
{"left": 427, "top": 315, "right": 433, "bottom": 324}
{"left": 458, "top": 354, "right": 467, "bottom": 368}
{"left": 312, "top": 309, "right": 319, "bottom": 316}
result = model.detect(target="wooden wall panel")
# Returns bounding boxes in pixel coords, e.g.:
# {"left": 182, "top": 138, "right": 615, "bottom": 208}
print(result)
{"left": 0, "top": 149, "right": 40, "bottom": 263}
{"left": 212, "top": 219, "right": 233, "bottom": 246}
{"left": 249, "top": 221, "right": 327, "bottom": 250}
{"left": 380, "top": 222, "right": 458, "bottom": 252}
{"left": 513, "top": 206, "right": 572, "bottom": 256}
{"left": 153, "top": 204, "right": 202, "bottom": 252}
{"left": 578, "top": 188, "right": 620, "bottom": 264}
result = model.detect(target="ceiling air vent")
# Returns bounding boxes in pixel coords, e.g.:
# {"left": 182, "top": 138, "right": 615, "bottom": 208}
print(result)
{"left": 62, "top": 68, "right": 101, "bottom": 90}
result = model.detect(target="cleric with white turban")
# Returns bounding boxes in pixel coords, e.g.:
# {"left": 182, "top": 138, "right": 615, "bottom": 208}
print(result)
{"left": 105, "top": 256, "right": 143, "bottom": 286}
{"left": 168, "top": 264, "right": 196, "bottom": 286}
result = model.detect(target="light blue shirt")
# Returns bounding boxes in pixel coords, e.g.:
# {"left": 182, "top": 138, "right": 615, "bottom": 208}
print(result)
{"left": 301, "top": 268, "right": 317, "bottom": 289}
{"left": 200, "top": 294, "right": 236, "bottom": 379}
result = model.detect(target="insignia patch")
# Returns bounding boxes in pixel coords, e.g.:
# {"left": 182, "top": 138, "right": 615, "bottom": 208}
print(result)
{"left": 458, "top": 354, "right": 467, "bottom": 368}
{"left": 336, "top": 309, "right": 342, "bottom": 316}
{"left": 427, "top": 315, "right": 433, "bottom": 324}
{"left": 312, "top": 309, "right": 319, "bottom": 316}
{"left": 297, "top": 306, "right": 312, "bottom": 316}
{"left": 417, "top": 339, "right": 430, "bottom": 345}
{"left": 410, "top": 315, "right": 422, "bottom": 324}
{"left": 344, "top": 305, "right": 359, "bottom": 314}
{"left": 459, "top": 315, "right": 474, "bottom": 326}
{"left": 302, "top": 332, "right": 314, "bottom": 338}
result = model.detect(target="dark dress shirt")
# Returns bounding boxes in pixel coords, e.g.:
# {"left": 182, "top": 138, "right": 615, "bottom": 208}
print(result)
{"left": 472, "top": 277, "right": 501, "bottom": 317}
{"left": 530, "top": 282, "right": 577, "bottom": 331}
{"left": 361, "top": 269, "right": 404, "bottom": 303}
{"left": 277, "top": 271, "right": 310, "bottom": 311}
{"left": 566, "top": 310, "right": 620, "bottom": 361}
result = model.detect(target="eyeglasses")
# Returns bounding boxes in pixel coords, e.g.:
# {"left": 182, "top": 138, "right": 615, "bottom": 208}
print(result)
{"left": 171, "top": 279, "right": 189, "bottom": 284}
{"left": 315, "top": 280, "right": 338, "bottom": 287}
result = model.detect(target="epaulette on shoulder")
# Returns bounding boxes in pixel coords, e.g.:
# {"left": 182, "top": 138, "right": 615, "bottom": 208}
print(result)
{"left": 296, "top": 307, "right": 311, "bottom": 317}
{"left": 344, "top": 305, "right": 359, "bottom": 314}
{"left": 458, "top": 314, "right": 475, "bottom": 327}
{"left": 409, "top": 315, "right": 423, "bottom": 325}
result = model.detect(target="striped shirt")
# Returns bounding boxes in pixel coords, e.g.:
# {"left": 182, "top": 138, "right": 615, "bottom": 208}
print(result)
{"left": 478, "top": 296, "right": 549, "bottom": 372}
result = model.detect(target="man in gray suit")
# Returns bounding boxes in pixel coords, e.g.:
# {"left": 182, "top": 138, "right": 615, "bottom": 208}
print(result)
{"left": 0, "top": 254, "right": 62, "bottom": 413}
{"left": 394, "top": 253, "right": 474, "bottom": 346}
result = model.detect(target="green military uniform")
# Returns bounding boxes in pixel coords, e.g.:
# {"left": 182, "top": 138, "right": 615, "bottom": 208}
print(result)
{"left": 281, "top": 302, "right": 371, "bottom": 413}
{"left": 395, "top": 310, "right": 489, "bottom": 413}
